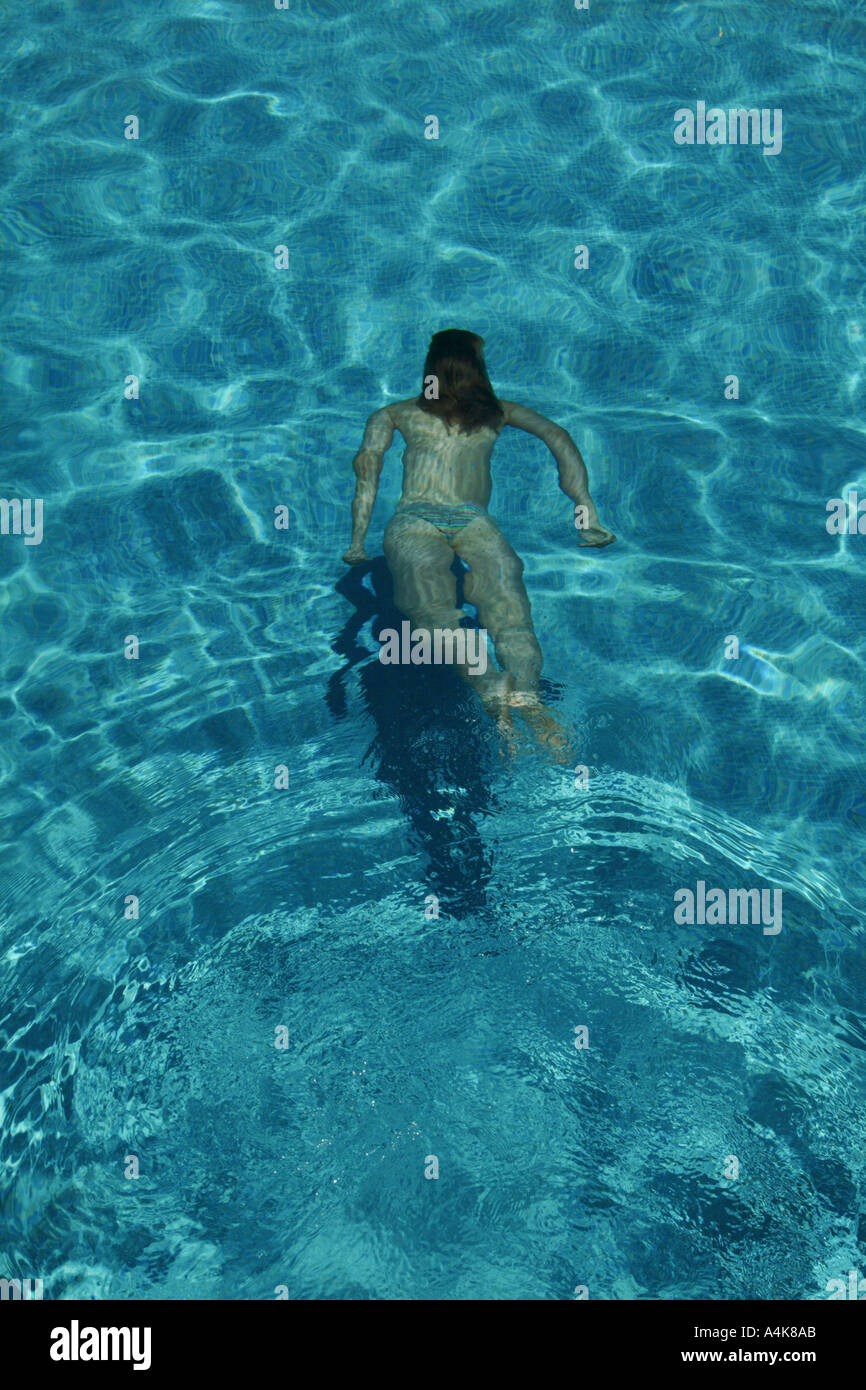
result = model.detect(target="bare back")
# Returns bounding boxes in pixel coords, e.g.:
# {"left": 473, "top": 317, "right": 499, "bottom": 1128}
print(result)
{"left": 389, "top": 399, "right": 503, "bottom": 509}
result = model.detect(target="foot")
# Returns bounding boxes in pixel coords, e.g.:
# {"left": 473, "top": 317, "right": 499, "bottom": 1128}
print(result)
{"left": 510, "top": 694, "right": 575, "bottom": 764}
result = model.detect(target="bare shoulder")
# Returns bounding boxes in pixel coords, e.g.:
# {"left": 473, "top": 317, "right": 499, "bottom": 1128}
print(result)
{"left": 498, "top": 401, "right": 560, "bottom": 437}
{"left": 387, "top": 398, "right": 421, "bottom": 428}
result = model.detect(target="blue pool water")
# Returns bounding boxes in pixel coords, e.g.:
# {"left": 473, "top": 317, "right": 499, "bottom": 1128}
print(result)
{"left": 1, "top": 0, "right": 865, "bottom": 1301}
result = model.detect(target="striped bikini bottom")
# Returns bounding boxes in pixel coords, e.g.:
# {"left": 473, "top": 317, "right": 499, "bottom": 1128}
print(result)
{"left": 396, "top": 499, "right": 487, "bottom": 539}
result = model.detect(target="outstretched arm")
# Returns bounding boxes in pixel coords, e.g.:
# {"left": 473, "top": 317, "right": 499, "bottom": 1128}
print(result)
{"left": 502, "top": 400, "right": 615, "bottom": 547}
{"left": 343, "top": 405, "right": 395, "bottom": 563}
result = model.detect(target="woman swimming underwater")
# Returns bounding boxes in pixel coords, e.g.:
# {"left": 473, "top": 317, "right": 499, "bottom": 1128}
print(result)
{"left": 343, "top": 329, "right": 615, "bottom": 752}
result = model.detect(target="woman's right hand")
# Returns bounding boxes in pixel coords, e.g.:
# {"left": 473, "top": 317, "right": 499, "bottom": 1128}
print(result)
{"left": 342, "top": 546, "right": 370, "bottom": 565}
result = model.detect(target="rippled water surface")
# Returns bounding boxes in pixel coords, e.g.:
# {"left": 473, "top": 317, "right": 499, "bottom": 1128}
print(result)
{"left": 1, "top": 0, "right": 866, "bottom": 1300}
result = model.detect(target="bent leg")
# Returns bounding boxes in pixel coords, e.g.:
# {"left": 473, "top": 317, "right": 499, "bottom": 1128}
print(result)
{"left": 455, "top": 516, "right": 574, "bottom": 760}
{"left": 383, "top": 512, "right": 497, "bottom": 692}
{"left": 383, "top": 512, "right": 462, "bottom": 625}
{"left": 453, "top": 516, "right": 543, "bottom": 693}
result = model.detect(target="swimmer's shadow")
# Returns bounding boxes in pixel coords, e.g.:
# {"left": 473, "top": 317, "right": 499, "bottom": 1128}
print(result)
{"left": 327, "top": 556, "right": 493, "bottom": 912}
{"left": 327, "top": 556, "right": 478, "bottom": 722}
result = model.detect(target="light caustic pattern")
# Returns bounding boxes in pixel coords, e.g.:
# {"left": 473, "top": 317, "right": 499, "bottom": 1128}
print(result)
{"left": 0, "top": 0, "right": 865, "bottom": 1301}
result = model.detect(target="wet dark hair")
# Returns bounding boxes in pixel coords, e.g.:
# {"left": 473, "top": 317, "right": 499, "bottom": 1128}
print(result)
{"left": 416, "top": 329, "right": 505, "bottom": 434}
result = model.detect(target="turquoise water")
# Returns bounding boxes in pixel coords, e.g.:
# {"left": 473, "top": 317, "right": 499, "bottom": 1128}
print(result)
{"left": 1, "top": 0, "right": 865, "bottom": 1300}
